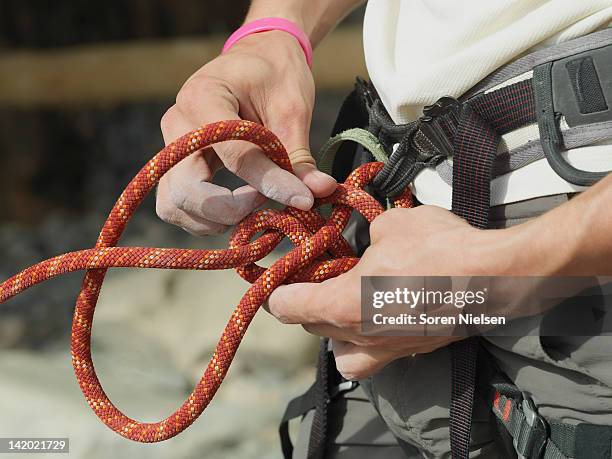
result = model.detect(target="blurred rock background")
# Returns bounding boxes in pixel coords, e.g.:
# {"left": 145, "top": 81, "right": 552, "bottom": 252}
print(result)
{"left": 0, "top": 2, "right": 366, "bottom": 458}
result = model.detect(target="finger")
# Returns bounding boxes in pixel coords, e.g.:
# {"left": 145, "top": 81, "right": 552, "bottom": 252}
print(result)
{"left": 301, "top": 323, "right": 358, "bottom": 342}
{"left": 293, "top": 161, "right": 337, "bottom": 199}
{"left": 265, "top": 94, "right": 336, "bottom": 199}
{"left": 174, "top": 181, "right": 267, "bottom": 226}
{"left": 267, "top": 276, "right": 348, "bottom": 325}
{"left": 166, "top": 152, "right": 267, "bottom": 225}
{"left": 163, "top": 207, "right": 229, "bottom": 237}
{"left": 161, "top": 104, "right": 193, "bottom": 145}
{"left": 368, "top": 208, "right": 402, "bottom": 244}
{"left": 176, "top": 77, "right": 315, "bottom": 210}
{"left": 212, "top": 140, "right": 315, "bottom": 209}
{"left": 161, "top": 105, "right": 268, "bottom": 225}
{"left": 332, "top": 340, "right": 393, "bottom": 381}
{"left": 156, "top": 175, "right": 229, "bottom": 235}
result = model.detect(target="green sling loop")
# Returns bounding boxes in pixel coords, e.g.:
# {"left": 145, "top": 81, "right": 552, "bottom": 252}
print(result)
{"left": 315, "top": 128, "right": 393, "bottom": 210}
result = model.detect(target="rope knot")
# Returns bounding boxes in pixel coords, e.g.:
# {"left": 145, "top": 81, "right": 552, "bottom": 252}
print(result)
{"left": 0, "top": 120, "right": 412, "bottom": 442}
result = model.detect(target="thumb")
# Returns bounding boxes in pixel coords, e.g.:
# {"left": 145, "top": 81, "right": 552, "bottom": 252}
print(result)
{"left": 267, "top": 103, "right": 337, "bottom": 199}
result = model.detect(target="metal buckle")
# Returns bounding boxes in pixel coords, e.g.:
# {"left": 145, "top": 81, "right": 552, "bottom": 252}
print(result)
{"left": 419, "top": 96, "right": 460, "bottom": 158}
{"left": 514, "top": 393, "right": 549, "bottom": 459}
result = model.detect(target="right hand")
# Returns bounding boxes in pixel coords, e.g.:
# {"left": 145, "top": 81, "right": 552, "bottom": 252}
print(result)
{"left": 157, "top": 30, "right": 337, "bottom": 236}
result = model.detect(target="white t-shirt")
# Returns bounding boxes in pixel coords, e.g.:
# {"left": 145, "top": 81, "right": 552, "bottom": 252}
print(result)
{"left": 363, "top": 0, "right": 612, "bottom": 208}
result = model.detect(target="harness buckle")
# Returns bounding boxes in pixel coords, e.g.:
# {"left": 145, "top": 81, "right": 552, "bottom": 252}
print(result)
{"left": 514, "top": 393, "right": 549, "bottom": 459}
{"left": 371, "top": 96, "right": 461, "bottom": 197}
{"left": 419, "top": 96, "right": 460, "bottom": 158}
{"left": 422, "top": 96, "right": 461, "bottom": 120}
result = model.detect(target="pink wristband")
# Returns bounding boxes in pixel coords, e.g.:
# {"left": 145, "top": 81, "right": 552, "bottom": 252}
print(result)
{"left": 222, "top": 17, "right": 313, "bottom": 68}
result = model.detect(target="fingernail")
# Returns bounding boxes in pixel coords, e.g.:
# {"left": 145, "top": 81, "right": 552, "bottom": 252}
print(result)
{"left": 312, "top": 170, "right": 336, "bottom": 183}
{"left": 289, "top": 195, "right": 314, "bottom": 210}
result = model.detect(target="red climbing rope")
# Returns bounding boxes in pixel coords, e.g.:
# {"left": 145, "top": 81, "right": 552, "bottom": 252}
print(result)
{"left": 0, "top": 120, "right": 412, "bottom": 442}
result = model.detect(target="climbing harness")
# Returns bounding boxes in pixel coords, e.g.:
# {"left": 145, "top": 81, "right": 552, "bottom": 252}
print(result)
{"left": 284, "top": 29, "right": 612, "bottom": 459}
{"left": 0, "top": 120, "right": 411, "bottom": 443}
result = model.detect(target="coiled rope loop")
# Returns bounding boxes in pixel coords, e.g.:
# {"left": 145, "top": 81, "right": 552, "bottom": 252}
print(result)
{"left": 0, "top": 120, "right": 412, "bottom": 442}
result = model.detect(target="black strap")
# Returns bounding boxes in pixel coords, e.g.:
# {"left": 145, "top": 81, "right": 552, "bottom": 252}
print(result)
{"left": 450, "top": 104, "right": 501, "bottom": 228}
{"left": 446, "top": 80, "right": 549, "bottom": 459}
{"left": 279, "top": 382, "right": 318, "bottom": 459}
{"left": 372, "top": 121, "right": 436, "bottom": 197}
{"left": 306, "top": 338, "right": 331, "bottom": 459}
{"left": 279, "top": 339, "right": 332, "bottom": 459}
{"left": 448, "top": 85, "right": 524, "bottom": 459}
{"left": 279, "top": 374, "right": 360, "bottom": 459}
{"left": 449, "top": 340, "right": 480, "bottom": 459}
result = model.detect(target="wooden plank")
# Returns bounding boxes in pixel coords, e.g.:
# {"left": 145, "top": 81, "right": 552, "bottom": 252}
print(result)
{"left": 0, "top": 27, "right": 366, "bottom": 107}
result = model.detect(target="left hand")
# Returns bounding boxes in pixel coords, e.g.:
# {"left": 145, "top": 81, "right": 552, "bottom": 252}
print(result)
{"left": 267, "top": 205, "right": 506, "bottom": 380}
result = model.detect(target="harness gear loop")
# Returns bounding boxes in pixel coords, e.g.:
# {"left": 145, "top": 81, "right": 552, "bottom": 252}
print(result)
{"left": 317, "top": 127, "right": 390, "bottom": 177}
{"left": 534, "top": 61, "right": 610, "bottom": 187}
{"left": 0, "top": 120, "right": 412, "bottom": 443}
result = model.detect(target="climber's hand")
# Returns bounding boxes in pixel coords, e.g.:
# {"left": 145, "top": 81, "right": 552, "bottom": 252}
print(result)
{"left": 157, "top": 31, "right": 336, "bottom": 236}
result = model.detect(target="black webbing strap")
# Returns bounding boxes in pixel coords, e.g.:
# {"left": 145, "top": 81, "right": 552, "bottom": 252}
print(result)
{"left": 447, "top": 80, "right": 535, "bottom": 458}
{"left": 280, "top": 382, "right": 317, "bottom": 459}
{"left": 448, "top": 103, "right": 499, "bottom": 458}
{"left": 278, "top": 360, "right": 359, "bottom": 459}
{"left": 469, "top": 79, "right": 536, "bottom": 134}
{"left": 307, "top": 338, "right": 331, "bottom": 459}
{"left": 449, "top": 339, "right": 480, "bottom": 459}
{"left": 450, "top": 104, "right": 501, "bottom": 227}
